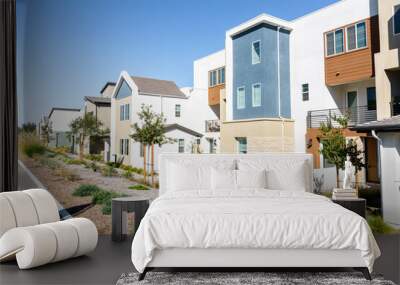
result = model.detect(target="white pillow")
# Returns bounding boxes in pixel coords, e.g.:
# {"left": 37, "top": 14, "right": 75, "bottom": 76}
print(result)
{"left": 266, "top": 161, "right": 308, "bottom": 191}
{"left": 237, "top": 159, "right": 310, "bottom": 191}
{"left": 211, "top": 168, "right": 236, "bottom": 191}
{"left": 236, "top": 169, "right": 267, "bottom": 189}
{"left": 167, "top": 162, "right": 211, "bottom": 192}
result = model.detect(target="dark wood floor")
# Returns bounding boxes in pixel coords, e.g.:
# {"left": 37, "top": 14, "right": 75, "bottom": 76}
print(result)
{"left": 0, "top": 236, "right": 133, "bottom": 285}
{"left": 1, "top": 234, "right": 398, "bottom": 285}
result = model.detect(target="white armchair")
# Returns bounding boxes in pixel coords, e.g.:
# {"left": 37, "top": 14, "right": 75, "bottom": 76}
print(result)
{"left": 0, "top": 189, "right": 98, "bottom": 269}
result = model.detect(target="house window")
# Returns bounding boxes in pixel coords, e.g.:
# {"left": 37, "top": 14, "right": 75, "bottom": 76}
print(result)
{"left": 252, "top": 83, "right": 261, "bottom": 107}
{"left": 120, "top": 104, "right": 130, "bottom": 121}
{"left": 326, "top": 29, "right": 344, "bottom": 56}
{"left": 252, "top": 41, "right": 261, "bottom": 64}
{"left": 217, "top": 67, "right": 225, "bottom": 85}
{"left": 196, "top": 138, "right": 201, "bottom": 145}
{"left": 178, "top": 139, "right": 185, "bottom": 153}
{"left": 326, "top": 32, "right": 335, "bottom": 56}
{"left": 395, "top": 5, "right": 400, "bottom": 35}
{"left": 347, "top": 25, "right": 357, "bottom": 50}
{"left": 175, "top": 104, "right": 181, "bottom": 117}
{"left": 335, "top": 29, "right": 344, "bottom": 54}
{"left": 237, "top": 86, "right": 245, "bottom": 109}
{"left": 120, "top": 105, "right": 124, "bottom": 121}
{"left": 367, "top": 87, "right": 376, "bottom": 111}
{"left": 236, "top": 137, "right": 247, "bottom": 154}
{"left": 356, "top": 22, "right": 367, "bottom": 48}
{"left": 208, "top": 67, "right": 225, "bottom": 87}
{"left": 120, "top": 139, "right": 129, "bottom": 155}
{"left": 209, "top": 138, "right": 216, "bottom": 154}
{"left": 124, "top": 104, "right": 130, "bottom": 120}
{"left": 302, "top": 83, "right": 309, "bottom": 101}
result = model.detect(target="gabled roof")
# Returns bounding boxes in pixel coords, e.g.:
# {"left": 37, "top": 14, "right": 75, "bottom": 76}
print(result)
{"left": 84, "top": 96, "right": 111, "bottom": 105}
{"left": 48, "top": 107, "right": 80, "bottom": 119}
{"left": 100, "top": 82, "right": 116, "bottom": 94}
{"left": 351, "top": 116, "right": 400, "bottom": 132}
{"left": 131, "top": 76, "right": 186, "bottom": 98}
{"left": 164, "top": 124, "right": 203, "bottom": 137}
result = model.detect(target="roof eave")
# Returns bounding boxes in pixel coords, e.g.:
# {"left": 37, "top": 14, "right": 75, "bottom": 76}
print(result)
{"left": 227, "top": 13, "right": 293, "bottom": 38}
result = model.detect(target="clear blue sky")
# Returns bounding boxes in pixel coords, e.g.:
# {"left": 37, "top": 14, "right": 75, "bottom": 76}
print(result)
{"left": 17, "top": 0, "right": 339, "bottom": 124}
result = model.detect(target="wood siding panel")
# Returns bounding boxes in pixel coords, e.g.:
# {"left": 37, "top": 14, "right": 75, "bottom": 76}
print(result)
{"left": 208, "top": 84, "right": 224, "bottom": 106}
{"left": 325, "top": 16, "right": 379, "bottom": 86}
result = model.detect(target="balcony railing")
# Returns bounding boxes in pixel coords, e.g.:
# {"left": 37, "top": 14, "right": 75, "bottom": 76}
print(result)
{"left": 307, "top": 105, "right": 377, "bottom": 128}
{"left": 205, "top": 120, "right": 220, "bottom": 132}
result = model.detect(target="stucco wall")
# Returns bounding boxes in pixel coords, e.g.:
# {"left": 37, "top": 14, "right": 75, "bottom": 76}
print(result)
{"left": 232, "top": 24, "right": 291, "bottom": 120}
{"left": 290, "top": 0, "right": 378, "bottom": 152}
{"left": 85, "top": 101, "right": 111, "bottom": 130}
{"left": 49, "top": 109, "right": 81, "bottom": 132}
{"left": 375, "top": 0, "right": 400, "bottom": 119}
{"left": 220, "top": 118, "right": 294, "bottom": 153}
{"left": 193, "top": 50, "right": 225, "bottom": 90}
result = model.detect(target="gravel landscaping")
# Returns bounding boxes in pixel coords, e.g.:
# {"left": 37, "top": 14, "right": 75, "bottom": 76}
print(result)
{"left": 20, "top": 152, "right": 158, "bottom": 234}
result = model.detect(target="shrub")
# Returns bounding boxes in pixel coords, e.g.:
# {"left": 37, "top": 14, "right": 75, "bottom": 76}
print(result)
{"left": 55, "top": 167, "right": 80, "bottom": 181}
{"left": 89, "top": 162, "right": 99, "bottom": 172}
{"left": 38, "top": 157, "right": 61, "bottom": 170}
{"left": 73, "top": 184, "right": 102, "bottom": 197}
{"left": 52, "top": 146, "right": 70, "bottom": 155}
{"left": 129, "top": 184, "right": 149, "bottom": 191}
{"left": 367, "top": 215, "right": 398, "bottom": 234}
{"left": 92, "top": 190, "right": 120, "bottom": 205}
{"left": 102, "top": 200, "right": 112, "bottom": 215}
{"left": 101, "top": 165, "right": 117, "bottom": 177}
{"left": 84, "top": 154, "right": 103, "bottom": 162}
{"left": 123, "top": 169, "right": 133, "bottom": 179}
{"left": 23, "top": 142, "right": 46, "bottom": 158}
{"left": 66, "top": 159, "right": 85, "bottom": 165}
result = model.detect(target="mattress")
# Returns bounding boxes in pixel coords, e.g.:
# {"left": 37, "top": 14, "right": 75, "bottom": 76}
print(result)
{"left": 131, "top": 190, "right": 380, "bottom": 273}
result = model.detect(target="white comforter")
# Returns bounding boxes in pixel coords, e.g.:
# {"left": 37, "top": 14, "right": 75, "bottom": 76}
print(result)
{"left": 131, "top": 190, "right": 380, "bottom": 272}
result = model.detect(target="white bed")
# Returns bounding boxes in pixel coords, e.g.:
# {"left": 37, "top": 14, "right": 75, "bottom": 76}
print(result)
{"left": 131, "top": 153, "right": 380, "bottom": 280}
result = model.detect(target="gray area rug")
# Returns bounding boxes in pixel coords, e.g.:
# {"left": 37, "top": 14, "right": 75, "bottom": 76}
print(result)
{"left": 116, "top": 272, "right": 395, "bottom": 285}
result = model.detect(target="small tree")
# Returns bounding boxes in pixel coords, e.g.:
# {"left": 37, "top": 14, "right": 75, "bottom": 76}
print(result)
{"left": 69, "top": 112, "right": 104, "bottom": 159}
{"left": 40, "top": 117, "right": 53, "bottom": 146}
{"left": 346, "top": 138, "right": 366, "bottom": 190}
{"left": 319, "top": 116, "right": 348, "bottom": 188}
{"left": 319, "top": 116, "right": 365, "bottom": 189}
{"left": 130, "top": 104, "right": 175, "bottom": 186}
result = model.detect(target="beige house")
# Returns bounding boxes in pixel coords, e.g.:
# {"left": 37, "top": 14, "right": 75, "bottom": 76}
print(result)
{"left": 79, "top": 82, "right": 115, "bottom": 156}
{"left": 375, "top": 0, "right": 400, "bottom": 120}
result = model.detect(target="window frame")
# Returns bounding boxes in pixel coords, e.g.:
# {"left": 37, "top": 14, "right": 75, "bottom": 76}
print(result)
{"left": 334, "top": 28, "right": 344, "bottom": 55}
{"left": 178, "top": 139, "right": 185, "bottom": 153}
{"left": 124, "top": 104, "right": 130, "bottom": 120}
{"left": 236, "top": 86, "right": 246, "bottom": 110}
{"left": 251, "top": 40, "right": 261, "bottom": 65}
{"left": 394, "top": 5, "right": 400, "bottom": 36}
{"left": 251, "top": 83, "right": 262, "bottom": 107}
{"left": 175, "top": 104, "right": 181, "bottom": 117}
{"left": 236, "top": 137, "right": 247, "bottom": 154}
{"left": 302, "top": 83, "right": 309, "bottom": 101}
{"left": 120, "top": 105, "right": 125, "bottom": 121}
{"left": 208, "top": 67, "right": 225, "bottom": 87}
{"left": 346, "top": 21, "right": 368, "bottom": 51}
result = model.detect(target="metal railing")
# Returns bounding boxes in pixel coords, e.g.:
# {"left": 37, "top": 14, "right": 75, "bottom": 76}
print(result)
{"left": 205, "top": 120, "right": 221, "bottom": 132}
{"left": 307, "top": 105, "right": 377, "bottom": 128}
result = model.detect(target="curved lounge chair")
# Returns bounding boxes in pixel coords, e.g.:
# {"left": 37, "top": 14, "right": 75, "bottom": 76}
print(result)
{"left": 0, "top": 189, "right": 98, "bottom": 269}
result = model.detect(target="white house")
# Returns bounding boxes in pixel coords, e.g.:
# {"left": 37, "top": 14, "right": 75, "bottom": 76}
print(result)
{"left": 110, "top": 71, "right": 219, "bottom": 171}
{"left": 46, "top": 107, "right": 81, "bottom": 149}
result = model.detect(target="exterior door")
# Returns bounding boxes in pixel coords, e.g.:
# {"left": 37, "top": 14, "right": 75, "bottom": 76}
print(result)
{"left": 366, "top": 138, "right": 379, "bottom": 183}
{"left": 347, "top": 91, "right": 357, "bottom": 124}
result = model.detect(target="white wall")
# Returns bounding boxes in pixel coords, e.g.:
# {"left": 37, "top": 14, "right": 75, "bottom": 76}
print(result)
{"left": 380, "top": 132, "right": 400, "bottom": 228}
{"left": 49, "top": 109, "right": 81, "bottom": 132}
{"left": 193, "top": 49, "right": 225, "bottom": 90}
{"left": 290, "top": 0, "right": 378, "bottom": 152}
